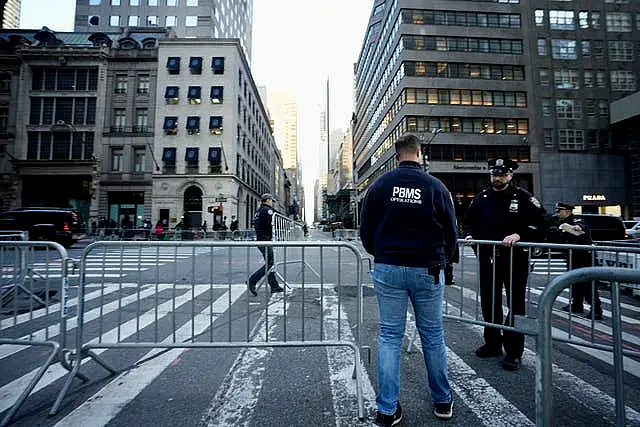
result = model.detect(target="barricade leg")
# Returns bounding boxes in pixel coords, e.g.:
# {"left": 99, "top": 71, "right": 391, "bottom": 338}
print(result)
{"left": 0, "top": 340, "right": 59, "bottom": 427}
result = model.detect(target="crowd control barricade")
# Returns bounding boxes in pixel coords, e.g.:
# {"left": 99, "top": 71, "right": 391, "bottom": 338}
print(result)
{"left": 332, "top": 229, "right": 359, "bottom": 241}
{"left": 536, "top": 267, "right": 640, "bottom": 427}
{"left": 272, "top": 213, "right": 305, "bottom": 241}
{"left": 52, "top": 240, "right": 367, "bottom": 420}
{"left": 0, "top": 241, "right": 76, "bottom": 426}
{"left": 231, "top": 229, "right": 256, "bottom": 241}
{"left": 406, "top": 240, "right": 640, "bottom": 352}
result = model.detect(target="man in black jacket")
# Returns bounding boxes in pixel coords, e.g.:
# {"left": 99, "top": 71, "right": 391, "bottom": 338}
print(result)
{"left": 360, "top": 134, "right": 458, "bottom": 424}
{"left": 247, "top": 194, "right": 284, "bottom": 296}
{"left": 463, "top": 158, "right": 551, "bottom": 371}
{"left": 554, "top": 202, "right": 602, "bottom": 320}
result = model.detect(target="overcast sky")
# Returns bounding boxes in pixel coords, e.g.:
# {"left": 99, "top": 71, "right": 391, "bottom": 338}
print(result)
{"left": 20, "top": 0, "right": 372, "bottom": 221}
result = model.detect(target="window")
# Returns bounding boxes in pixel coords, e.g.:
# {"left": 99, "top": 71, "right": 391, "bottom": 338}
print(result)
{"left": 137, "top": 74, "right": 150, "bottom": 94}
{"left": 209, "top": 116, "right": 223, "bottom": 134}
{"left": 147, "top": 16, "right": 158, "bottom": 25}
{"left": 186, "top": 116, "right": 200, "bottom": 135}
{"left": 111, "top": 0, "right": 120, "bottom": 4}
{"left": 189, "top": 57, "right": 203, "bottom": 74}
{"left": 558, "top": 130, "right": 584, "bottom": 150}
{"left": 591, "top": 12, "right": 600, "bottom": 29}
{"left": 542, "top": 99, "right": 553, "bottom": 116}
{"left": 210, "top": 86, "right": 223, "bottom": 103}
{"left": 115, "top": 74, "right": 127, "bottom": 94}
{"left": 534, "top": 10, "right": 544, "bottom": 27}
{"left": 166, "top": 16, "right": 177, "bottom": 26}
{"left": 113, "top": 108, "right": 126, "bottom": 131}
{"left": 110, "top": 16, "right": 120, "bottom": 26}
{"left": 134, "top": 108, "right": 148, "bottom": 132}
{"left": 544, "top": 129, "right": 554, "bottom": 149}
{"left": 208, "top": 147, "right": 221, "bottom": 173}
{"left": 163, "top": 116, "right": 178, "bottom": 135}
{"left": 0, "top": 73, "right": 9, "bottom": 94}
{"left": 211, "top": 57, "right": 225, "bottom": 74}
{"left": 88, "top": 16, "right": 100, "bottom": 26}
{"left": 610, "top": 71, "right": 636, "bottom": 91}
{"left": 134, "top": 147, "right": 145, "bottom": 172}
{"left": 0, "top": 107, "right": 8, "bottom": 133}
{"left": 585, "top": 99, "right": 596, "bottom": 116}
{"left": 187, "top": 0, "right": 198, "bottom": 5}
{"left": 537, "top": 39, "right": 547, "bottom": 56}
{"left": 598, "top": 100, "right": 609, "bottom": 117}
{"left": 606, "top": 13, "right": 632, "bottom": 32}
{"left": 166, "top": 57, "right": 180, "bottom": 74}
{"left": 187, "top": 86, "right": 202, "bottom": 104}
{"left": 185, "top": 147, "right": 199, "bottom": 163}
{"left": 554, "top": 69, "right": 579, "bottom": 89}
{"left": 551, "top": 39, "right": 577, "bottom": 59}
{"left": 556, "top": 99, "right": 581, "bottom": 119}
{"left": 90, "top": 0, "right": 101, "bottom": 4}
{"left": 608, "top": 41, "right": 634, "bottom": 61}
{"left": 186, "top": 16, "right": 197, "bottom": 26}
{"left": 165, "top": 86, "right": 179, "bottom": 103}
{"left": 162, "top": 147, "right": 176, "bottom": 173}
{"left": 581, "top": 41, "right": 591, "bottom": 56}
{"left": 549, "top": 10, "right": 575, "bottom": 30}
{"left": 579, "top": 11, "right": 589, "bottom": 29}
{"left": 584, "top": 70, "right": 594, "bottom": 87}
{"left": 539, "top": 69, "right": 550, "bottom": 85}
{"left": 130, "top": 0, "right": 139, "bottom": 5}
{"left": 148, "top": 0, "right": 157, "bottom": 5}
{"left": 128, "top": 16, "right": 139, "bottom": 26}
{"left": 111, "top": 148, "right": 124, "bottom": 172}
{"left": 167, "top": 0, "right": 177, "bottom": 5}
{"left": 596, "top": 71, "right": 606, "bottom": 88}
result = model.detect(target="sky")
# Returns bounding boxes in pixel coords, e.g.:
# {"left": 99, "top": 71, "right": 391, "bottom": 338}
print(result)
{"left": 19, "top": 0, "right": 373, "bottom": 222}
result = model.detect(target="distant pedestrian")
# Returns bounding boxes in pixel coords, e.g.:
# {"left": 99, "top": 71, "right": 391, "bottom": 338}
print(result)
{"left": 230, "top": 215, "right": 239, "bottom": 232}
{"left": 360, "top": 133, "right": 458, "bottom": 424}
{"left": 247, "top": 193, "right": 284, "bottom": 296}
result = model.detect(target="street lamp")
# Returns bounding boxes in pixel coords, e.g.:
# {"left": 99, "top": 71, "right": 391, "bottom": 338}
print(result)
{"left": 421, "top": 128, "right": 443, "bottom": 173}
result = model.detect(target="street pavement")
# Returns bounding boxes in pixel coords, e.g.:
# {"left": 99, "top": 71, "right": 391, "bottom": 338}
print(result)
{"left": 1, "top": 232, "right": 639, "bottom": 426}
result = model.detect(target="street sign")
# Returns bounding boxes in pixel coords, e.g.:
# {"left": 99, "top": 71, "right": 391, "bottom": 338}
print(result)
{"left": 215, "top": 197, "right": 227, "bottom": 202}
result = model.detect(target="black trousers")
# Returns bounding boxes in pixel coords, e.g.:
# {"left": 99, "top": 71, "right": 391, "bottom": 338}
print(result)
{"left": 568, "top": 253, "right": 601, "bottom": 311}
{"left": 478, "top": 246, "right": 530, "bottom": 359}
{"left": 248, "top": 245, "right": 279, "bottom": 289}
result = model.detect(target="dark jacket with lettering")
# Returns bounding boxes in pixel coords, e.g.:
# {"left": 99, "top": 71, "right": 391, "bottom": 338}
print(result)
{"left": 463, "top": 184, "right": 551, "bottom": 243}
{"left": 359, "top": 161, "right": 458, "bottom": 268}
{"left": 253, "top": 204, "right": 274, "bottom": 241}
{"left": 554, "top": 214, "right": 593, "bottom": 267}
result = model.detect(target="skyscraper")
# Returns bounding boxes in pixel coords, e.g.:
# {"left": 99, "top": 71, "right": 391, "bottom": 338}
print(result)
{"left": 1, "top": 0, "right": 21, "bottom": 29}
{"left": 74, "top": 0, "right": 253, "bottom": 61}
{"left": 265, "top": 90, "right": 298, "bottom": 170}
{"left": 353, "top": 0, "right": 637, "bottom": 217}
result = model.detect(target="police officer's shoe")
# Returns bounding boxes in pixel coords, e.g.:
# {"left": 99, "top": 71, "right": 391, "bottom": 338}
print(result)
{"left": 374, "top": 402, "right": 402, "bottom": 426}
{"left": 247, "top": 281, "right": 257, "bottom": 297}
{"left": 586, "top": 310, "right": 603, "bottom": 321}
{"left": 562, "top": 304, "right": 584, "bottom": 314}
{"left": 270, "top": 285, "right": 284, "bottom": 293}
{"left": 500, "top": 356, "right": 522, "bottom": 371}
{"left": 475, "top": 344, "right": 503, "bottom": 358}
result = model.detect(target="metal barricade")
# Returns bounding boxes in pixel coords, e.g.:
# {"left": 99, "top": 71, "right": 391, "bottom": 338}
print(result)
{"left": 53, "top": 240, "right": 366, "bottom": 420}
{"left": 536, "top": 267, "right": 640, "bottom": 427}
{"left": 231, "top": 229, "right": 256, "bottom": 241}
{"left": 272, "top": 213, "right": 305, "bottom": 241}
{"left": 0, "top": 241, "right": 74, "bottom": 426}
{"left": 332, "top": 229, "right": 359, "bottom": 241}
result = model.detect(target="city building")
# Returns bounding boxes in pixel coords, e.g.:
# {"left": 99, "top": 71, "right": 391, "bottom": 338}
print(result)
{"left": 264, "top": 89, "right": 298, "bottom": 170}
{"left": 1, "top": 0, "right": 20, "bottom": 30}
{"left": 152, "top": 37, "right": 279, "bottom": 229}
{"left": 353, "top": 0, "right": 638, "bottom": 219}
{"left": 74, "top": 0, "right": 253, "bottom": 61}
{"left": 611, "top": 91, "right": 640, "bottom": 219}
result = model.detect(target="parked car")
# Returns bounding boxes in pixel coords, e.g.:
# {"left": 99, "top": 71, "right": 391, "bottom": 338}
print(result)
{"left": 0, "top": 208, "right": 85, "bottom": 247}
{"left": 626, "top": 222, "right": 640, "bottom": 240}
{"left": 576, "top": 214, "right": 627, "bottom": 242}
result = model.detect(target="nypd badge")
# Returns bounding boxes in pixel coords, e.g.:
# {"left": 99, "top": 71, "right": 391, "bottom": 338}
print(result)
{"left": 509, "top": 199, "right": 519, "bottom": 213}
{"left": 267, "top": 209, "right": 274, "bottom": 215}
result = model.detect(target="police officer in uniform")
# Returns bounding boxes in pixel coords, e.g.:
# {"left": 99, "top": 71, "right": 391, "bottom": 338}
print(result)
{"left": 463, "top": 158, "right": 551, "bottom": 371}
{"left": 247, "top": 193, "right": 284, "bottom": 296}
{"left": 554, "top": 202, "right": 603, "bottom": 320}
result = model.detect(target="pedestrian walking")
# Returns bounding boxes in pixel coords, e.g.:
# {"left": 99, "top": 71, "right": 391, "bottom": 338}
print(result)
{"left": 360, "top": 133, "right": 458, "bottom": 424}
{"left": 554, "top": 202, "right": 603, "bottom": 320}
{"left": 463, "top": 158, "right": 552, "bottom": 371}
{"left": 247, "top": 193, "right": 284, "bottom": 296}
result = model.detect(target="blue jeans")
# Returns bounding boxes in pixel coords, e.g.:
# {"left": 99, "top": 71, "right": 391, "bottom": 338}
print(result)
{"left": 372, "top": 263, "right": 451, "bottom": 415}
{"left": 248, "top": 245, "right": 279, "bottom": 289}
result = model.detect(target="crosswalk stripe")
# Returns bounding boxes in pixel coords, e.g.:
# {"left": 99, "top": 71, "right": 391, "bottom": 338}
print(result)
{"left": 55, "top": 287, "right": 245, "bottom": 427}
{"left": 0, "top": 285, "right": 211, "bottom": 414}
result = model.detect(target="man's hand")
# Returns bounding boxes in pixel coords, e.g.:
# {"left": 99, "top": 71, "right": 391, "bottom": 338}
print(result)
{"left": 502, "top": 233, "right": 520, "bottom": 247}
{"left": 464, "top": 235, "right": 475, "bottom": 246}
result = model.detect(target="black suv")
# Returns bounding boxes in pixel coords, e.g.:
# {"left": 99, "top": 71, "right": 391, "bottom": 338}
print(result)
{"left": 0, "top": 208, "right": 85, "bottom": 247}
{"left": 576, "top": 214, "right": 627, "bottom": 242}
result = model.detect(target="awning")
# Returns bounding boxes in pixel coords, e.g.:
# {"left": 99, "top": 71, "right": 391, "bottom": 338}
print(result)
{"left": 186, "top": 116, "right": 200, "bottom": 130}
{"left": 165, "top": 86, "right": 179, "bottom": 99}
{"left": 211, "top": 57, "right": 225, "bottom": 74}
{"left": 208, "top": 147, "right": 221, "bottom": 164}
{"left": 185, "top": 147, "right": 199, "bottom": 162}
{"left": 189, "top": 56, "right": 202, "bottom": 73}
{"left": 210, "top": 86, "right": 223, "bottom": 103}
{"left": 209, "top": 116, "right": 223, "bottom": 129}
{"left": 163, "top": 116, "right": 178, "bottom": 129}
{"left": 188, "top": 86, "right": 201, "bottom": 99}
{"left": 162, "top": 147, "right": 176, "bottom": 162}
{"left": 166, "top": 56, "right": 180, "bottom": 71}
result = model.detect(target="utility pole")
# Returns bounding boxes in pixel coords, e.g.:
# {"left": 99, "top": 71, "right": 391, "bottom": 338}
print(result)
{"left": 325, "top": 78, "right": 330, "bottom": 221}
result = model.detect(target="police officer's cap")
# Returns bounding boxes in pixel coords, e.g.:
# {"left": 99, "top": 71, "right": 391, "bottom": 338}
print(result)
{"left": 555, "top": 202, "right": 575, "bottom": 210}
{"left": 488, "top": 158, "right": 518, "bottom": 175}
{"left": 261, "top": 193, "right": 274, "bottom": 202}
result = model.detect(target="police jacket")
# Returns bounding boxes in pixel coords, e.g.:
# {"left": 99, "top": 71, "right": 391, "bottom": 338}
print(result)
{"left": 463, "top": 184, "right": 550, "bottom": 243}
{"left": 556, "top": 214, "right": 593, "bottom": 266}
{"left": 253, "top": 203, "right": 274, "bottom": 241}
{"left": 359, "top": 161, "right": 458, "bottom": 268}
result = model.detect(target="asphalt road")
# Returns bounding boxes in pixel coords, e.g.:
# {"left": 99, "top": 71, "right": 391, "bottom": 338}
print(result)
{"left": 1, "top": 232, "right": 639, "bottom": 426}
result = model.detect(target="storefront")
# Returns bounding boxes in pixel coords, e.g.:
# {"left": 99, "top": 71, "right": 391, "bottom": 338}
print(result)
{"left": 108, "top": 191, "right": 145, "bottom": 228}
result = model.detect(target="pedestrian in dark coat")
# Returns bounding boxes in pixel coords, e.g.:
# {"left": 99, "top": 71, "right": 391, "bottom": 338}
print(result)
{"left": 247, "top": 194, "right": 284, "bottom": 295}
